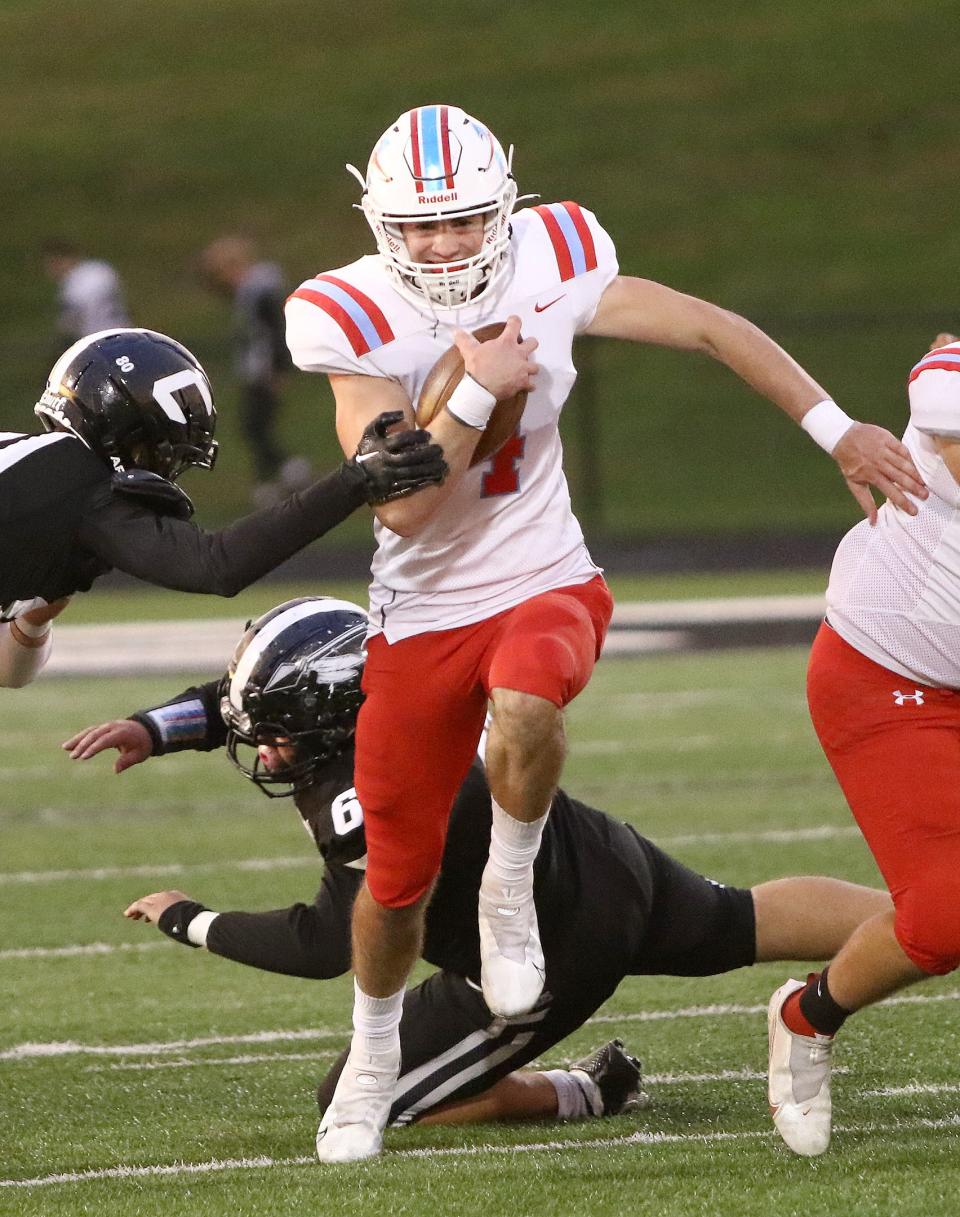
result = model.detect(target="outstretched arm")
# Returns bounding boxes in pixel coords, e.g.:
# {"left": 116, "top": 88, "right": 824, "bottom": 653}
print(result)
{"left": 123, "top": 864, "right": 361, "bottom": 980}
{"left": 63, "top": 678, "right": 224, "bottom": 771}
{"left": 585, "top": 276, "right": 927, "bottom": 523}
{"left": 78, "top": 415, "right": 446, "bottom": 595}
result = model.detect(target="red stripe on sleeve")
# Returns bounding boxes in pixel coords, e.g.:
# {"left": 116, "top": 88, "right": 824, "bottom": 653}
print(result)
{"left": 562, "top": 201, "right": 598, "bottom": 271}
{"left": 411, "top": 110, "right": 424, "bottom": 194}
{"left": 288, "top": 288, "right": 370, "bottom": 358}
{"left": 316, "top": 275, "right": 395, "bottom": 345}
{"left": 909, "top": 360, "right": 960, "bottom": 384}
{"left": 440, "top": 105, "right": 455, "bottom": 188}
{"left": 533, "top": 205, "right": 575, "bottom": 282}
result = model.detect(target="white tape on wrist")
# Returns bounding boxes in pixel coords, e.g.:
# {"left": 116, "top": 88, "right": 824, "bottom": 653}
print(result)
{"left": 186, "top": 910, "right": 219, "bottom": 947}
{"left": 800, "top": 399, "right": 855, "bottom": 454}
{"left": 445, "top": 375, "right": 498, "bottom": 430}
{"left": 13, "top": 615, "right": 50, "bottom": 639}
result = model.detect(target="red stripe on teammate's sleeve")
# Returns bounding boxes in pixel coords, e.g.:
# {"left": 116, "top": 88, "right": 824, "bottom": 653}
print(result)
{"left": 315, "top": 276, "right": 395, "bottom": 345}
{"left": 562, "top": 201, "right": 598, "bottom": 272}
{"left": 909, "top": 358, "right": 960, "bottom": 384}
{"left": 533, "top": 205, "right": 575, "bottom": 281}
{"left": 288, "top": 288, "right": 370, "bottom": 358}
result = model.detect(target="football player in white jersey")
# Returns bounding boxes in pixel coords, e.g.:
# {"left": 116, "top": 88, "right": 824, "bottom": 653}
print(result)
{"left": 285, "top": 103, "right": 925, "bottom": 1163}
{"left": 767, "top": 334, "right": 960, "bottom": 1157}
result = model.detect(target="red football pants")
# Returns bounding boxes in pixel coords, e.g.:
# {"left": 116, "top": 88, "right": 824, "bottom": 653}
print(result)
{"left": 355, "top": 576, "right": 614, "bottom": 908}
{"left": 807, "top": 622, "right": 960, "bottom": 974}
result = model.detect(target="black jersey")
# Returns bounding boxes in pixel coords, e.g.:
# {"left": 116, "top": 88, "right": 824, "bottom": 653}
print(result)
{"left": 140, "top": 680, "right": 753, "bottom": 994}
{"left": 0, "top": 431, "right": 368, "bottom": 619}
{"left": 0, "top": 433, "right": 112, "bottom": 615}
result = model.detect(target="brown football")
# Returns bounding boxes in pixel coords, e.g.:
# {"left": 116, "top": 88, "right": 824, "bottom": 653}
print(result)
{"left": 415, "top": 322, "right": 528, "bottom": 467}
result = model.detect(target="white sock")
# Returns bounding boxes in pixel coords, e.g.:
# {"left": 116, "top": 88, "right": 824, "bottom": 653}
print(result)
{"left": 484, "top": 799, "right": 549, "bottom": 890}
{"left": 543, "top": 1069, "right": 597, "bottom": 1120}
{"left": 351, "top": 980, "right": 403, "bottom": 1060}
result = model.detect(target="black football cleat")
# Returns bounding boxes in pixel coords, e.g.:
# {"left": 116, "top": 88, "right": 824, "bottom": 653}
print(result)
{"left": 569, "top": 1038, "right": 650, "bottom": 1116}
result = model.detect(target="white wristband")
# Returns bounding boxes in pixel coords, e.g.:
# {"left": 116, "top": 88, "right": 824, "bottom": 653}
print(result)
{"left": 800, "top": 399, "right": 855, "bottom": 454}
{"left": 13, "top": 615, "right": 50, "bottom": 639}
{"left": 444, "top": 374, "right": 497, "bottom": 430}
{"left": 186, "top": 910, "right": 219, "bottom": 947}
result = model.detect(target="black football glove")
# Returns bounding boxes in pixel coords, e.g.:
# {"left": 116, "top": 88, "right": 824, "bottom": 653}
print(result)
{"left": 346, "top": 410, "right": 448, "bottom": 504}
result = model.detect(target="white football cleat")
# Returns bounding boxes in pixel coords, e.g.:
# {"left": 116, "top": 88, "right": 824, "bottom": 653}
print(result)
{"left": 316, "top": 1045, "right": 399, "bottom": 1164}
{"left": 478, "top": 879, "right": 545, "bottom": 1018}
{"left": 768, "top": 977, "right": 834, "bottom": 1157}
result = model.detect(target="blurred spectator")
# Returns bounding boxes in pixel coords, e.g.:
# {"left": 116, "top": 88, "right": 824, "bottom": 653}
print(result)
{"left": 42, "top": 239, "right": 130, "bottom": 344}
{"left": 199, "top": 235, "right": 311, "bottom": 506}
{"left": 42, "top": 237, "right": 130, "bottom": 345}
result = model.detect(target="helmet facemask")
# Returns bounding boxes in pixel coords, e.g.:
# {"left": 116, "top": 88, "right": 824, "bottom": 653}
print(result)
{"left": 352, "top": 105, "right": 518, "bottom": 310}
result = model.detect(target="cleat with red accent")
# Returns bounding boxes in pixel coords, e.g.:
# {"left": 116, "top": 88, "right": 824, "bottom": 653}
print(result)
{"left": 767, "top": 978, "right": 834, "bottom": 1156}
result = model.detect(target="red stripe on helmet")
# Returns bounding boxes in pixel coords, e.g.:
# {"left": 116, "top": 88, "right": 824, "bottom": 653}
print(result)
{"left": 410, "top": 109, "right": 424, "bottom": 195}
{"left": 562, "top": 201, "right": 598, "bottom": 272}
{"left": 288, "top": 288, "right": 371, "bottom": 358}
{"left": 533, "top": 205, "right": 575, "bottom": 281}
{"left": 440, "top": 105, "right": 455, "bottom": 188}
{"left": 315, "top": 275, "right": 395, "bottom": 345}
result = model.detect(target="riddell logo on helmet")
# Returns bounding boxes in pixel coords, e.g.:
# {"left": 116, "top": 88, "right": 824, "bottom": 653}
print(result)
{"left": 420, "top": 191, "right": 458, "bottom": 203}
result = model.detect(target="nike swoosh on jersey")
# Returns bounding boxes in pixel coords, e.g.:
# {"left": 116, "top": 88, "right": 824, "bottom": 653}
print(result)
{"left": 534, "top": 296, "right": 565, "bottom": 313}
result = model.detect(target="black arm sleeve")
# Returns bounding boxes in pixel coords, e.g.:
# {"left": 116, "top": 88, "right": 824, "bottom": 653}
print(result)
{"left": 76, "top": 465, "right": 368, "bottom": 596}
{"left": 204, "top": 863, "right": 362, "bottom": 979}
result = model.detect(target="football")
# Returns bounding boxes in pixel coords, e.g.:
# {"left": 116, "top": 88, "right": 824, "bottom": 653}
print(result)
{"left": 415, "top": 322, "right": 528, "bottom": 467}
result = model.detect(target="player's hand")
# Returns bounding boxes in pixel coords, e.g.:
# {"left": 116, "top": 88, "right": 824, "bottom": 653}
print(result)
{"left": 350, "top": 410, "right": 448, "bottom": 503}
{"left": 833, "top": 422, "right": 928, "bottom": 525}
{"left": 930, "top": 332, "right": 958, "bottom": 351}
{"left": 124, "top": 890, "right": 192, "bottom": 925}
{"left": 453, "top": 315, "right": 539, "bottom": 399}
{"left": 62, "top": 719, "right": 154, "bottom": 774}
{"left": 19, "top": 597, "right": 70, "bottom": 627}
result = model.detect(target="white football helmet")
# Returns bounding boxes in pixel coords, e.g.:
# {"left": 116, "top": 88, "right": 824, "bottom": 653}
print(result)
{"left": 348, "top": 105, "right": 517, "bottom": 310}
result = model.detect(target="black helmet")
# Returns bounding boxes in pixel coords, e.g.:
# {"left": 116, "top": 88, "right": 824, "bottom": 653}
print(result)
{"left": 220, "top": 597, "right": 368, "bottom": 797}
{"left": 34, "top": 327, "right": 218, "bottom": 481}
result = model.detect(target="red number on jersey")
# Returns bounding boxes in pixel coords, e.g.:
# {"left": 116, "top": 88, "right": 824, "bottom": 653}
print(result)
{"left": 480, "top": 431, "right": 526, "bottom": 497}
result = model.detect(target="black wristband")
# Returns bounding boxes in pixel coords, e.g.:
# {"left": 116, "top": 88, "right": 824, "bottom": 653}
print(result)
{"left": 128, "top": 712, "right": 164, "bottom": 756}
{"left": 157, "top": 900, "right": 211, "bottom": 948}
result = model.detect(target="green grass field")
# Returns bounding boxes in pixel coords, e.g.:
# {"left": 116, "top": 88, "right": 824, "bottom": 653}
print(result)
{"left": 3, "top": 638, "right": 958, "bottom": 1216}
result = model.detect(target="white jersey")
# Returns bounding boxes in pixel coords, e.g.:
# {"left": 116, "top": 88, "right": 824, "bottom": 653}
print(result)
{"left": 286, "top": 202, "right": 618, "bottom": 641}
{"left": 826, "top": 342, "right": 960, "bottom": 688}
{"left": 58, "top": 259, "right": 129, "bottom": 340}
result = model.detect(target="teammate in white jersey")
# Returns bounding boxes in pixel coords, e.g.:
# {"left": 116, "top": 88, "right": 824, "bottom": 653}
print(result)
{"left": 767, "top": 335, "right": 960, "bottom": 1158}
{"left": 285, "top": 103, "right": 925, "bottom": 1164}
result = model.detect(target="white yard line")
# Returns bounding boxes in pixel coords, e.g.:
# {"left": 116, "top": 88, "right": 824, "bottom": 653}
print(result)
{"left": 86, "top": 1050, "right": 339, "bottom": 1072}
{"left": 864, "top": 1082, "right": 960, "bottom": 1097}
{"left": 4, "top": 988, "right": 958, "bottom": 1064}
{"left": 0, "top": 856, "right": 310, "bottom": 885}
{"left": 0, "top": 1028, "right": 346, "bottom": 1062}
{"left": 0, "top": 941, "right": 164, "bottom": 961}
{"left": 3, "top": 1114, "right": 959, "bottom": 1189}
{"left": 0, "top": 823, "right": 858, "bottom": 887}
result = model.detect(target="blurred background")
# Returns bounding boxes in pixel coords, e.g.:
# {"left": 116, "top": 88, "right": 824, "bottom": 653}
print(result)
{"left": 3, "top": 0, "right": 958, "bottom": 569}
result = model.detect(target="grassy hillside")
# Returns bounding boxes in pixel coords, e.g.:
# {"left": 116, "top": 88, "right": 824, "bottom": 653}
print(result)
{"left": 2, "top": 0, "right": 958, "bottom": 539}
